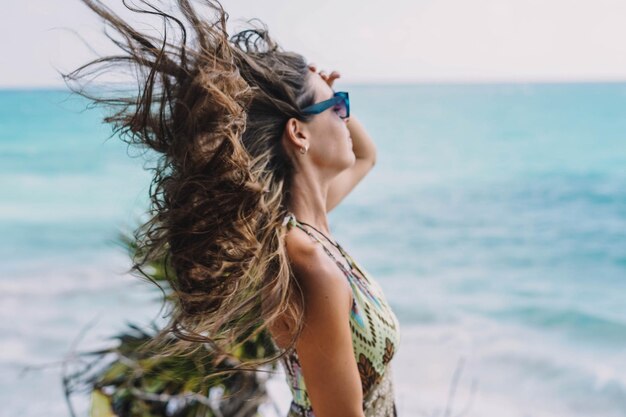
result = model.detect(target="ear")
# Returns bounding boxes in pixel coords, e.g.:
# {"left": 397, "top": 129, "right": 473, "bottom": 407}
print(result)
{"left": 283, "top": 117, "right": 309, "bottom": 150}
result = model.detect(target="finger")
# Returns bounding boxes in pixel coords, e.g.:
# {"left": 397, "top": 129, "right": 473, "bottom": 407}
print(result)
{"left": 324, "top": 72, "right": 340, "bottom": 87}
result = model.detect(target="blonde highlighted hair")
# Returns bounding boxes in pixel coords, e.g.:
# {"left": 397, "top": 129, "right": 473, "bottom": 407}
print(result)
{"left": 64, "top": 0, "right": 319, "bottom": 377}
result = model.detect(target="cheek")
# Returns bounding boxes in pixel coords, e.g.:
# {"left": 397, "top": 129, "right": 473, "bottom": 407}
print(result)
{"left": 332, "top": 120, "right": 348, "bottom": 142}
{"left": 323, "top": 113, "right": 347, "bottom": 138}
{"left": 311, "top": 115, "right": 348, "bottom": 150}
{"left": 323, "top": 124, "right": 347, "bottom": 149}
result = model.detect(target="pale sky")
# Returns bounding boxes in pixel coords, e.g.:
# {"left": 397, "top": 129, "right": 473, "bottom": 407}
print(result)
{"left": 3, "top": 0, "right": 626, "bottom": 87}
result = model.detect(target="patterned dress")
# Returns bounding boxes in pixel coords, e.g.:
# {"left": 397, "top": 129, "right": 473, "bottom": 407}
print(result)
{"left": 273, "top": 212, "right": 401, "bottom": 417}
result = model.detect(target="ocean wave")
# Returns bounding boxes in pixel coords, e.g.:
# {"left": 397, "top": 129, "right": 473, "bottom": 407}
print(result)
{"left": 490, "top": 305, "right": 626, "bottom": 345}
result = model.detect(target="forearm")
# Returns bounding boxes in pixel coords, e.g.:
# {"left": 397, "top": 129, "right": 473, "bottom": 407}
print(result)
{"left": 347, "top": 115, "right": 377, "bottom": 164}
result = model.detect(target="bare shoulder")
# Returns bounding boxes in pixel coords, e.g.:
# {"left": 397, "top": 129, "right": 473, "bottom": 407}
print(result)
{"left": 283, "top": 226, "right": 352, "bottom": 310}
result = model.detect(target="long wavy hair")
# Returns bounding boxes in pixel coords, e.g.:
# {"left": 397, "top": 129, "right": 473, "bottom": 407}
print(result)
{"left": 63, "top": 0, "right": 318, "bottom": 376}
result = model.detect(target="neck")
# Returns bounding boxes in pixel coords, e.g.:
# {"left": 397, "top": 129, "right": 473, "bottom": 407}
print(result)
{"left": 287, "top": 171, "right": 332, "bottom": 236}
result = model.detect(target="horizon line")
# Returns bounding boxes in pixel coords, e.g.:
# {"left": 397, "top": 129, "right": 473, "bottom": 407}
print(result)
{"left": 3, "top": 77, "right": 626, "bottom": 91}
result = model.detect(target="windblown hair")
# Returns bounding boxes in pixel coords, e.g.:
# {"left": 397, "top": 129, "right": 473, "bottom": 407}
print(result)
{"left": 63, "top": 0, "right": 318, "bottom": 376}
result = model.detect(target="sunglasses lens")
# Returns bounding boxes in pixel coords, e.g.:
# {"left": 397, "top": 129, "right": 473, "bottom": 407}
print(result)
{"left": 333, "top": 94, "right": 349, "bottom": 118}
{"left": 333, "top": 100, "right": 347, "bottom": 118}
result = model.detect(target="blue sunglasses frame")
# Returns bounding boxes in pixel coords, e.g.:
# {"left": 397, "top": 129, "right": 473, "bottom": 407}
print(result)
{"left": 301, "top": 91, "right": 350, "bottom": 119}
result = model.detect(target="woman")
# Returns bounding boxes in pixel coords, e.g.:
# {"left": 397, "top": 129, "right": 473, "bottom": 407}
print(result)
{"left": 268, "top": 63, "right": 401, "bottom": 417}
{"left": 65, "top": 1, "right": 401, "bottom": 416}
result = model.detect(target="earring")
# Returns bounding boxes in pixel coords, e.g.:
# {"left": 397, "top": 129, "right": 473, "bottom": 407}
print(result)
{"left": 299, "top": 145, "right": 308, "bottom": 155}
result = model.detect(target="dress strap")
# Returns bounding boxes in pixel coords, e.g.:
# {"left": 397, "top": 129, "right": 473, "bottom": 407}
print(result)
{"left": 282, "top": 212, "right": 297, "bottom": 229}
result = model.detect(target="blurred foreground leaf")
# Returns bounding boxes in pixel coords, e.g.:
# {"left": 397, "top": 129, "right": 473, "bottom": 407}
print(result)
{"left": 63, "top": 229, "right": 280, "bottom": 417}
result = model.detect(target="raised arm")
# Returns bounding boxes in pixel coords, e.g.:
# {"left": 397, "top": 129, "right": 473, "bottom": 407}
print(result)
{"left": 326, "top": 115, "right": 377, "bottom": 213}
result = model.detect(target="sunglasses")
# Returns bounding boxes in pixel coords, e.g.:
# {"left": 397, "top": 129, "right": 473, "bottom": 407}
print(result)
{"left": 301, "top": 91, "right": 350, "bottom": 119}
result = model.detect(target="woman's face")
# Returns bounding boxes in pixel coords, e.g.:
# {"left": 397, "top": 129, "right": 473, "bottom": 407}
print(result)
{"left": 302, "top": 70, "right": 354, "bottom": 171}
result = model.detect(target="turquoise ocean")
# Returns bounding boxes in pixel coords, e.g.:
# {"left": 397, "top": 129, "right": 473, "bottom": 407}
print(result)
{"left": 1, "top": 83, "right": 625, "bottom": 416}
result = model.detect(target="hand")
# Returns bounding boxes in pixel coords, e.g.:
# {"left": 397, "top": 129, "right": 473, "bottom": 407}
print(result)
{"left": 308, "top": 63, "right": 341, "bottom": 88}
